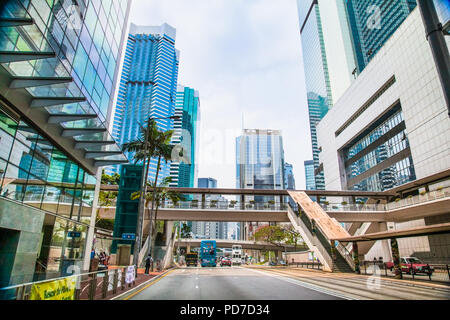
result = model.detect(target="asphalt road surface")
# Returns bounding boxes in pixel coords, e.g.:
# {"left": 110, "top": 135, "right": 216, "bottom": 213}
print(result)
{"left": 129, "top": 267, "right": 348, "bottom": 300}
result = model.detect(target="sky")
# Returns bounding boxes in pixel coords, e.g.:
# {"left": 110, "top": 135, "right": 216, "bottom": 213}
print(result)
{"left": 127, "top": 0, "right": 312, "bottom": 189}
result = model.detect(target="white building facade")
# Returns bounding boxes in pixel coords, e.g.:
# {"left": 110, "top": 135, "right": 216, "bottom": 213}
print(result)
{"left": 316, "top": 8, "right": 450, "bottom": 263}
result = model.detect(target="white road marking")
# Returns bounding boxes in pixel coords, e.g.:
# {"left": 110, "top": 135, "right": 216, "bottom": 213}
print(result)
{"left": 245, "top": 267, "right": 358, "bottom": 300}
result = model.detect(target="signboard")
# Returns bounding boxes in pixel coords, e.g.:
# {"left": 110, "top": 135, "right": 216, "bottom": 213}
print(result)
{"left": 30, "top": 277, "right": 76, "bottom": 300}
{"left": 122, "top": 233, "right": 136, "bottom": 240}
{"left": 68, "top": 231, "right": 81, "bottom": 238}
{"left": 125, "top": 266, "right": 135, "bottom": 284}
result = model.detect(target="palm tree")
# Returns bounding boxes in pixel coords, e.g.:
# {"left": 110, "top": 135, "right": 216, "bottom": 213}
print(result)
{"left": 122, "top": 119, "right": 176, "bottom": 269}
{"left": 131, "top": 177, "right": 182, "bottom": 261}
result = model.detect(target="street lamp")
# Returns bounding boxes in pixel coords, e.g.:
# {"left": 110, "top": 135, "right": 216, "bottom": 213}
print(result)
{"left": 133, "top": 115, "right": 180, "bottom": 275}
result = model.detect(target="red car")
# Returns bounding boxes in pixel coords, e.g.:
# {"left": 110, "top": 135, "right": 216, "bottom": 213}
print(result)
{"left": 220, "top": 257, "right": 232, "bottom": 267}
{"left": 385, "top": 257, "right": 434, "bottom": 275}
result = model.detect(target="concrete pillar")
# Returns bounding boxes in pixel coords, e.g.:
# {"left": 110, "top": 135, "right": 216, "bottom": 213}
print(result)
{"left": 83, "top": 168, "right": 101, "bottom": 272}
{"left": 187, "top": 244, "right": 191, "bottom": 253}
{"left": 353, "top": 242, "right": 360, "bottom": 274}
{"left": 390, "top": 238, "right": 402, "bottom": 279}
{"left": 165, "top": 221, "right": 174, "bottom": 246}
{"left": 201, "top": 194, "right": 206, "bottom": 209}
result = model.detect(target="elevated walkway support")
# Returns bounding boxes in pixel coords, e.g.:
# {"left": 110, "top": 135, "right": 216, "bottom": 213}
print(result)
{"left": 287, "top": 191, "right": 353, "bottom": 273}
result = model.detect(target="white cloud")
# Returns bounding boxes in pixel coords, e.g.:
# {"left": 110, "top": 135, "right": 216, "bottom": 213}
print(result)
{"left": 129, "top": 0, "right": 312, "bottom": 189}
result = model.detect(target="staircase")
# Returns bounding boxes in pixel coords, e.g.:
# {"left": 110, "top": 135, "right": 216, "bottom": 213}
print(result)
{"left": 287, "top": 191, "right": 354, "bottom": 273}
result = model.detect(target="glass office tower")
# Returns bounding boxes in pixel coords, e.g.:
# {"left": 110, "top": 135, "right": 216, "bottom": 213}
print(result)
{"left": 169, "top": 85, "right": 200, "bottom": 188}
{"left": 304, "top": 160, "right": 316, "bottom": 190}
{"left": 236, "top": 129, "right": 286, "bottom": 199}
{"left": 0, "top": 0, "right": 130, "bottom": 288}
{"left": 111, "top": 23, "right": 180, "bottom": 184}
{"left": 297, "top": 0, "right": 333, "bottom": 191}
{"left": 345, "top": 0, "right": 417, "bottom": 73}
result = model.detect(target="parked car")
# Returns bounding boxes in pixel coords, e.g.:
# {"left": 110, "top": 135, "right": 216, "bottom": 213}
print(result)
{"left": 220, "top": 257, "right": 232, "bottom": 267}
{"left": 385, "top": 257, "right": 434, "bottom": 275}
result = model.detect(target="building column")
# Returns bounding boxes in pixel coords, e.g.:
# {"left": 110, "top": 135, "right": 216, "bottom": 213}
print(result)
{"left": 83, "top": 169, "right": 102, "bottom": 272}
{"left": 201, "top": 194, "right": 206, "bottom": 209}
{"left": 353, "top": 242, "right": 360, "bottom": 274}
{"left": 390, "top": 238, "right": 402, "bottom": 279}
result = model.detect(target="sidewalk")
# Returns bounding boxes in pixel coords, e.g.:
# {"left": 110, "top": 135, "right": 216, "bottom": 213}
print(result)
{"left": 246, "top": 265, "right": 450, "bottom": 290}
{"left": 78, "top": 266, "right": 165, "bottom": 300}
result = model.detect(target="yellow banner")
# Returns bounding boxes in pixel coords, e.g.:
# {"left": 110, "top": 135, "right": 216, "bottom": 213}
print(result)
{"left": 30, "top": 277, "right": 76, "bottom": 300}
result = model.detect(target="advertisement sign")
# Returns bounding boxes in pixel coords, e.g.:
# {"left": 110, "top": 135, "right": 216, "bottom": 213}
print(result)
{"left": 30, "top": 277, "right": 76, "bottom": 300}
{"left": 125, "top": 266, "right": 135, "bottom": 284}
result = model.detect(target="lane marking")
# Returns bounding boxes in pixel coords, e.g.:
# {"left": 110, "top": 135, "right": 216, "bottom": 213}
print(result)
{"left": 245, "top": 267, "right": 358, "bottom": 300}
{"left": 122, "top": 269, "right": 175, "bottom": 300}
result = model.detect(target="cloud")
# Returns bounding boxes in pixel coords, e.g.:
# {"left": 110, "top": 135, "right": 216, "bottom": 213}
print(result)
{"left": 129, "top": 0, "right": 312, "bottom": 189}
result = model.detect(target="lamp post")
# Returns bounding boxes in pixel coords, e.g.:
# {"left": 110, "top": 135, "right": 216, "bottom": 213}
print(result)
{"left": 132, "top": 115, "right": 180, "bottom": 276}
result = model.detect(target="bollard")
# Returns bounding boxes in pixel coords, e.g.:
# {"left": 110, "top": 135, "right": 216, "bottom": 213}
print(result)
{"left": 121, "top": 267, "right": 126, "bottom": 290}
{"left": 101, "top": 270, "right": 109, "bottom": 299}
{"left": 447, "top": 264, "right": 450, "bottom": 281}
{"left": 88, "top": 273, "right": 97, "bottom": 300}
{"left": 113, "top": 270, "right": 119, "bottom": 294}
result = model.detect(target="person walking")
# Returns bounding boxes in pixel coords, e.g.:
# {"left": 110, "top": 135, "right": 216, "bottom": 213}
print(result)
{"left": 145, "top": 255, "right": 153, "bottom": 274}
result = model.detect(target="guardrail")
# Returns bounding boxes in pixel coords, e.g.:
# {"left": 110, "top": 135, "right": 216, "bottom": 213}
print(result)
{"left": 161, "top": 200, "right": 288, "bottom": 211}
{"left": 0, "top": 266, "right": 138, "bottom": 300}
{"left": 387, "top": 187, "right": 450, "bottom": 210}
{"left": 360, "top": 261, "right": 450, "bottom": 283}
{"left": 288, "top": 261, "right": 323, "bottom": 270}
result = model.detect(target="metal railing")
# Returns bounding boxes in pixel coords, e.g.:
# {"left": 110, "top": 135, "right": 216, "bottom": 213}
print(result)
{"left": 161, "top": 200, "right": 288, "bottom": 211}
{"left": 0, "top": 266, "right": 138, "bottom": 300}
{"left": 387, "top": 187, "right": 450, "bottom": 210}
{"left": 360, "top": 261, "right": 450, "bottom": 283}
{"left": 320, "top": 203, "right": 387, "bottom": 212}
{"left": 288, "top": 261, "right": 323, "bottom": 270}
{"left": 336, "top": 242, "right": 355, "bottom": 271}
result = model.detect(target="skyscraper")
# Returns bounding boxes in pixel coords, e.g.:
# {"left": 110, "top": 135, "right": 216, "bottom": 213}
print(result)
{"left": 345, "top": 0, "right": 417, "bottom": 74}
{"left": 0, "top": 0, "right": 131, "bottom": 288}
{"left": 111, "top": 23, "right": 180, "bottom": 183}
{"left": 284, "top": 163, "right": 295, "bottom": 190}
{"left": 236, "top": 129, "right": 286, "bottom": 240}
{"left": 297, "top": 0, "right": 333, "bottom": 190}
{"left": 169, "top": 85, "right": 200, "bottom": 188}
{"left": 236, "top": 129, "right": 286, "bottom": 199}
{"left": 304, "top": 160, "right": 316, "bottom": 190}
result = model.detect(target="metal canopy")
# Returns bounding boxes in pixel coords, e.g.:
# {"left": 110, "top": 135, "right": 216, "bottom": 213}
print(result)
{"left": 48, "top": 114, "right": 98, "bottom": 124}
{"left": 10, "top": 76, "right": 73, "bottom": 89}
{"left": 0, "top": 14, "right": 127, "bottom": 173}
{"left": 0, "top": 51, "right": 56, "bottom": 63}
{"left": 61, "top": 128, "right": 107, "bottom": 137}
{"left": 74, "top": 140, "right": 117, "bottom": 149}
{"left": 84, "top": 151, "right": 124, "bottom": 159}
{"left": 30, "top": 96, "right": 87, "bottom": 108}
{"left": 0, "top": 17, "right": 34, "bottom": 27}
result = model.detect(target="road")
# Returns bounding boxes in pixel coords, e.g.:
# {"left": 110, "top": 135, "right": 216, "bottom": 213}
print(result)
{"left": 126, "top": 266, "right": 450, "bottom": 300}
{"left": 128, "top": 267, "right": 347, "bottom": 300}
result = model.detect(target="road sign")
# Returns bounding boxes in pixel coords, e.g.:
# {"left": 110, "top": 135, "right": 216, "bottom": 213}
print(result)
{"left": 68, "top": 231, "right": 81, "bottom": 238}
{"left": 122, "top": 233, "right": 136, "bottom": 240}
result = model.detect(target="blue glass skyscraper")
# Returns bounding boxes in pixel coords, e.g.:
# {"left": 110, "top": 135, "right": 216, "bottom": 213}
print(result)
{"left": 304, "top": 160, "right": 316, "bottom": 190}
{"left": 297, "top": 0, "right": 333, "bottom": 191}
{"left": 111, "top": 23, "right": 180, "bottom": 183}
{"left": 169, "top": 85, "right": 200, "bottom": 188}
{"left": 345, "top": 0, "right": 417, "bottom": 73}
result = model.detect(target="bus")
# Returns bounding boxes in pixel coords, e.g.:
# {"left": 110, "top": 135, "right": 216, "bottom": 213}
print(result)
{"left": 200, "top": 240, "right": 217, "bottom": 267}
{"left": 232, "top": 245, "right": 242, "bottom": 266}
{"left": 185, "top": 252, "right": 198, "bottom": 267}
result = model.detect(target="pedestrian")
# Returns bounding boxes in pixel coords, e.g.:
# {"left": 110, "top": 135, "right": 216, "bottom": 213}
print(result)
{"left": 145, "top": 255, "right": 152, "bottom": 274}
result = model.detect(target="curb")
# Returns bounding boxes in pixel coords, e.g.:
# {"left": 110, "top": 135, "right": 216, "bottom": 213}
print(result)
{"left": 110, "top": 267, "right": 177, "bottom": 300}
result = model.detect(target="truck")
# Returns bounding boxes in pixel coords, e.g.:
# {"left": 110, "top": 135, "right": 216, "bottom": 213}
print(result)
{"left": 385, "top": 257, "right": 434, "bottom": 275}
{"left": 185, "top": 252, "right": 198, "bottom": 267}
{"left": 232, "top": 245, "right": 242, "bottom": 266}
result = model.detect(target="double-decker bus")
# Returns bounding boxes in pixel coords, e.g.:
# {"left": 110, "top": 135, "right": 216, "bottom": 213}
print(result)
{"left": 200, "top": 240, "right": 217, "bottom": 267}
{"left": 232, "top": 245, "right": 242, "bottom": 266}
